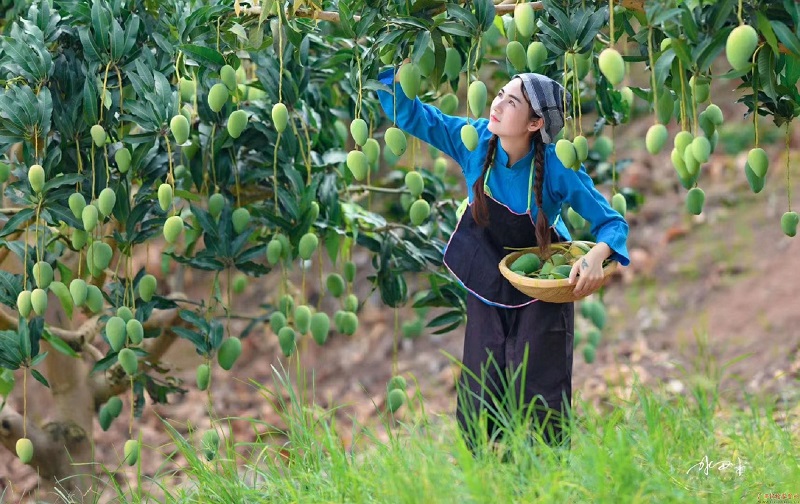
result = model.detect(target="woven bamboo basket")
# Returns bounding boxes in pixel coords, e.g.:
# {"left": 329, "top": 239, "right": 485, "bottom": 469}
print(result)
{"left": 498, "top": 242, "right": 618, "bottom": 303}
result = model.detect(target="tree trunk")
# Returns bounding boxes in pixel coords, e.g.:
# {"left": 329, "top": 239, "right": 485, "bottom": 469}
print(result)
{"left": 0, "top": 292, "right": 186, "bottom": 501}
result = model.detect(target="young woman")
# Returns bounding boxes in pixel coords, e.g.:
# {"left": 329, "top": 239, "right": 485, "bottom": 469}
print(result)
{"left": 376, "top": 65, "right": 630, "bottom": 453}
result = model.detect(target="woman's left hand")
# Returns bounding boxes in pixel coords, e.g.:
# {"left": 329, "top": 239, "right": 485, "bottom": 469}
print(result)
{"left": 568, "top": 244, "right": 611, "bottom": 298}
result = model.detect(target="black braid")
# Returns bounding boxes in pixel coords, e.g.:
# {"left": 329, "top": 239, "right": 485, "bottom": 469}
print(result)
{"left": 470, "top": 134, "right": 498, "bottom": 227}
{"left": 532, "top": 130, "right": 552, "bottom": 258}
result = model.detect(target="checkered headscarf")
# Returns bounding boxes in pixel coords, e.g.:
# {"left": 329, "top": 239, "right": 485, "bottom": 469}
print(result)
{"left": 512, "top": 73, "right": 571, "bottom": 144}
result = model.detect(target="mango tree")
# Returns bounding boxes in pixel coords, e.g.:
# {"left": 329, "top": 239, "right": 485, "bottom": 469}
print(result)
{"left": 0, "top": 0, "right": 798, "bottom": 496}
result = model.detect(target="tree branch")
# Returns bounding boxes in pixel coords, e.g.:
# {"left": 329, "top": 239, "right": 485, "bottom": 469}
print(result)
{"left": 0, "top": 289, "right": 195, "bottom": 353}
{"left": 0, "top": 306, "right": 104, "bottom": 350}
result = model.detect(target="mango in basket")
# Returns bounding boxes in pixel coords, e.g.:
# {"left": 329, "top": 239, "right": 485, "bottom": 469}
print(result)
{"left": 550, "top": 264, "right": 573, "bottom": 279}
{"left": 550, "top": 253, "right": 566, "bottom": 266}
{"left": 510, "top": 253, "right": 541, "bottom": 275}
{"left": 569, "top": 242, "right": 591, "bottom": 257}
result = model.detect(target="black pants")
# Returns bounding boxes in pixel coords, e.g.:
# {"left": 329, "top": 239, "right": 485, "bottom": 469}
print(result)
{"left": 456, "top": 294, "right": 574, "bottom": 454}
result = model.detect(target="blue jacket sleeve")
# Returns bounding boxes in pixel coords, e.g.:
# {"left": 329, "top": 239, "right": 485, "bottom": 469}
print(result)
{"left": 376, "top": 68, "right": 473, "bottom": 168}
{"left": 546, "top": 146, "right": 630, "bottom": 266}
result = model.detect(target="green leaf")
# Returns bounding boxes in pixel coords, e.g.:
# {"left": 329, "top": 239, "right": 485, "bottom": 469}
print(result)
{"left": 4, "top": 23, "right": 52, "bottom": 84}
{"left": 30, "top": 351, "right": 48, "bottom": 367}
{"left": 547, "top": 5, "right": 574, "bottom": 47}
{"left": 784, "top": 56, "right": 800, "bottom": 88}
{"left": 669, "top": 38, "right": 693, "bottom": 69}
{"left": 172, "top": 327, "right": 210, "bottom": 354}
{"left": 22, "top": 317, "right": 43, "bottom": 360}
{"left": 757, "top": 46, "right": 777, "bottom": 101}
{"left": 438, "top": 22, "right": 472, "bottom": 37}
{"left": 772, "top": 21, "right": 800, "bottom": 59}
{"left": 173, "top": 189, "right": 202, "bottom": 203}
{"left": 0, "top": 330, "right": 23, "bottom": 370}
{"left": 446, "top": 4, "right": 478, "bottom": 33}
{"left": 110, "top": 18, "right": 125, "bottom": 62}
{"left": 695, "top": 28, "right": 730, "bottom": 73}
{"left": 655, "top": 49, "right": 675, "bottom": 88}
{"left": 0, "top": 208, "right": 36, "bottom": 238}
{"left": 427, "top": 309, "right": 464, "bottom": 331}
{"left": 38, "top": 206, "right": 76, "bottom": 231}
{"left": 90, "top": 0, "right": 111, "bottom": 53}
{"left": 19, "top": 320, "right": 30, "bottom": 361}
{"left": 235, "top": 260, "right": 270, "bottom": 276}
{"left": 710, "top": 0, "right": 735, "bottom": 33}
{"left": 756, "top": 12, "right": 780, "bottom": 56}
{"left": 680, "top": 7, "right": 698, "bottom": 43}
{"left": 210, "top": 320, "right": 224, "bottom": 349}
{"left": 0, "top": 241, "right": 30, "bottom": 269}
{"left": 90, "top": 352, "right": 119, "bottom": 374}
{"left": 179, "top": 308, "right": 211, "bottom": 333}
{"left": 123, "top": 15, "right": 140, "bottom": 58}
{"left": 166, "top": 252, "right": 225, "bottom": 271}
{"left": 650, "top": 8, "right": 682, "bottom": 26}
{"left": 79, "top": 27, "right": 102, "bottom": 63}
{"left": 538, "top": 18, "right": 570, "bottom": 53}
{"left": 42, "top": 330, "right": 79, "bottom": 358}
{"left": 577, "top": 10, "right": 605, "bottom": 52}
{"left": 337, "top": 1, "right": 355, "bottom": 38}
{"left": 30, "top": 369, "right": 49, "bottom": 388}
{"left": 110, "top": 181, "right": 130, "bottom": 228}
{"left": 41, "top": 173, "right": 84, "bottom": 194}
{"left": 82, "top": 73, "right": 99, "bottom": 126}
{"left": 325, "top": 227, "right": 341, "bottom": 265}
{"left": 784, "top": 0, "right": 800, "bottom": 28}
{"left": 430, "top": 29, "right": 447, "bottom": 87}
{"left": 229, "top": 22, "right": 248, "bottom": 43}
{"left": 179, "top": 44, "right": 226, "bottom": 70}
{"left": 0, "top": 271, "right": 22, "bottom": 308}
{"left": 393, "top": 16, "right": 429, "bottom": 31}
{"left": 412, "top": 30, "right": 431, "bottom": 62}
{"left": 31, "top": 0, "right": 61, "bottom": 42}
{"left": 411, "top": 0, "right": 445, "bottom": 15}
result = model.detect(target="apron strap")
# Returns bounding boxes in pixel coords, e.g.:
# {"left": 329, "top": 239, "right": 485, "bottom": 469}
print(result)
{"left": 483, "top": 157, "right": 535, "bottom": 213}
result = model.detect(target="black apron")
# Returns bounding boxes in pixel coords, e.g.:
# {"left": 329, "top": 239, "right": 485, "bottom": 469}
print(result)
{"left": 444, "top": 162, "right": 574, "bottom": 453}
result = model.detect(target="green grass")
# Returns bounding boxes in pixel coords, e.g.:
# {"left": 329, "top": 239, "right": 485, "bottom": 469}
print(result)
{"left": 72, "top": 345, "right": 799, "bottom": 504}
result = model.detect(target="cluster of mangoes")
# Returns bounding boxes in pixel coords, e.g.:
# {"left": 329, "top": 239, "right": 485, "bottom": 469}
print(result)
{"left": 386, "top": 375, "right": 407, "bottom": 413}
{"left": 575, "top": 299, "right": 607, "bottom": 364}
{"left": 171, "top": 65, "right": 253, "bottom": 241}
{"left": 509, "top": 241, "right": 603, "bottom": 280}
{"left": 263, "top": 259, "right": 360, "bottom": 358}
{"left": 527, "top": 41, "right": 622, "bottom": 177}
{"left": 391, "top": 42, "right": 487, "bottom": 153}
{"left": 343, "top": 85, "right": 432, "bottom": 226}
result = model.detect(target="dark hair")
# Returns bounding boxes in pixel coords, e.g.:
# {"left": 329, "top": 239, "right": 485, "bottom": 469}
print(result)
{"left": 470, "top": 85, "right": 552, "bottom": 257}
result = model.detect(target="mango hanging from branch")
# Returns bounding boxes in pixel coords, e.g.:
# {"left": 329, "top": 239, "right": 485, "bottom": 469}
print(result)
{"left": 598, "top": 48, "right": 625, "bottom": 86}
{"left": 514, "top": 3, "right": 535, "bottom": 39}
{"left": 725, "top": 24, "right": 758, "bottom": 71}
{"left": 467, "top": 81, "right": 487, "bottom": 117}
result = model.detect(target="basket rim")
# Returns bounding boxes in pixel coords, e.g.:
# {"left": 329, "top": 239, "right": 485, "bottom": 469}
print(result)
{"left": 498, "top": 241, "right": 618, "bottom": 288}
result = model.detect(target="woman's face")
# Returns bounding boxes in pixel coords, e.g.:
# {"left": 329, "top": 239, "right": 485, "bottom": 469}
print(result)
{"left": 487, "top": 79, "right": 543, "bottom": 138}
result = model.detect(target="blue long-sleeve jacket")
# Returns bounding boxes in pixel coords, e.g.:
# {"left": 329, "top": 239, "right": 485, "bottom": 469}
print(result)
{"left": 376, "top": 68, "right": 630, "bottom": 267}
